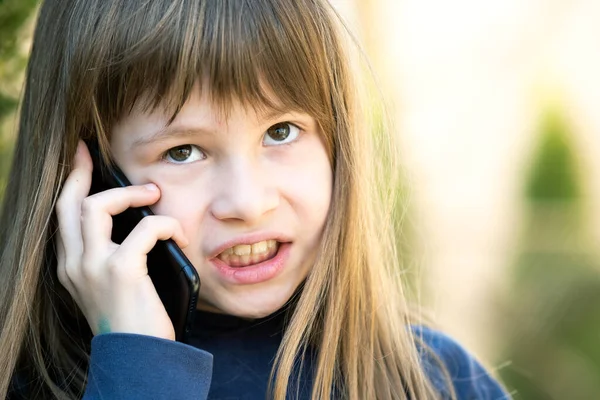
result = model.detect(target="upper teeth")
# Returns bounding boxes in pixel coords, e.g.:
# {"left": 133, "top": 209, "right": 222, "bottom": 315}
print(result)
{"left": 221, "top": 240, "right": 277, "bottom": 256}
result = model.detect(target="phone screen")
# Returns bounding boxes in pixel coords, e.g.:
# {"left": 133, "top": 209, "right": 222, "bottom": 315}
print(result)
{"left": 86, "top": 141, "right": 200, "bottom": 343}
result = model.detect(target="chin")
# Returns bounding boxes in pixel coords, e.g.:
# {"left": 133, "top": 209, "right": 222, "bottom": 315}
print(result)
{"left": 202, "top": 287, "right": 296, "bottom": 319}
{"left": 232, "top": 293, "right": 293, "bottom": 319}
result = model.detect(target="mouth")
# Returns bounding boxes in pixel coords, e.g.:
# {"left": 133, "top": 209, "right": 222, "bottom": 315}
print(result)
{"left": 216, "top": 239, "right": 280, "bottom": 268}
{"left": 210, "top": 240, "right": 291, "bottom": 285}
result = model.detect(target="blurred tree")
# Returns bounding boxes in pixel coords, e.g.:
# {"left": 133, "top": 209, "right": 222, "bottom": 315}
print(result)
{"left": 499, "top": 108, "right": 600, "bottom": 399}
{"left": 525, "top": 111, "right": 581, "bottom": 202}
{"left": 0, "top": 0, "right": 39, "bottom": 198}
{"left": 0, "top": 0, "right": 38, "bottom": 117}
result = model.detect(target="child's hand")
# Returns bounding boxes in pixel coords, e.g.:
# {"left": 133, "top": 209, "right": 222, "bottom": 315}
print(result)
{"left": 54, "top": 140, "right": 189, "bottom": 340}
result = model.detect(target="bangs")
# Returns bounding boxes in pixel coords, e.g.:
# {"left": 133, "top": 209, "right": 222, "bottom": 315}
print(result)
{"left": 72, "top": 0, "right": 340, "bottom": 136}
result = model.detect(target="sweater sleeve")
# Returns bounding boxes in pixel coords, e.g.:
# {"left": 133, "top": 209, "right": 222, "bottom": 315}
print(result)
{"left": 414, "top": 326, "right": 511, "bottom": 400}
{"left": 83, "top": 333, "right": 213, "bottom": 400}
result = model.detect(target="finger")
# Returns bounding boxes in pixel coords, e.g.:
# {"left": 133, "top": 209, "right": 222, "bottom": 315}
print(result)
{"left": 80, "top": 184, "right": 161, "bottom": 253}
{"left": 55, "top": 230, "right": 74, "bottom": 292}
{"left": 118, "top": 215, "right": 189, "bottom": 256}
{"left": 100, "top": 216, "right": 187, "bottom": 282}
{"left": 55, "top": 229, "right": 84, "bottom": 309}
{"left": 56, "top": 141, "right": 93, "bottom": 244}
{"left": 55, "top": 141, "right": 93, "bottom": 282}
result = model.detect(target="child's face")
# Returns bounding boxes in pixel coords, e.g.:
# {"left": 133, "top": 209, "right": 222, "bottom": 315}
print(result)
{"left": 109, "top": 86, "right": 332, "bottom": 318}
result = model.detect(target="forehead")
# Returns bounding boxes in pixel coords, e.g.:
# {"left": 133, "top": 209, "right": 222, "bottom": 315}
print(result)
{"left": 84, "top": 0, "right": 338, "bottom": 138}
{"left": 124, "top": 80, "right": 292, "bottom": 128}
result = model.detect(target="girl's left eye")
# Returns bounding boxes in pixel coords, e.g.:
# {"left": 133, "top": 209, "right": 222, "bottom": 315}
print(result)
{"left": 163, "top": 144, "right": 205, "bottom": 164}
{"left": 263, "top": 122, "right": 300, "bottom": 146}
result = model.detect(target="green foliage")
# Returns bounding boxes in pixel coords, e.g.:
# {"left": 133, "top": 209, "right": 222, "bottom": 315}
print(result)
{"left": 501, "top": 253, "right": 600, "bottom": 399}
{"left": 0, "top": 91, "right": 18, "bottom": 119}
{"left": 499, "top": 107, "right": 600, "bottom": 399}
{"left": 0, "top": 0, "right": 39, "bottom": 199}
{"left": 0, "top": 0, "right": 38, "bottom": 119}
{"left": 0, "top": 0, "right": 39, "bottom": 58}
{"left": 525, "top": 110, "right": 581, "bottom": 202}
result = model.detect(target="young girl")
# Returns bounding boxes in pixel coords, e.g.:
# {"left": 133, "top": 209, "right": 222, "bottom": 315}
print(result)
{"left": 0, "top": 0, "right": 508, "bottom": 399}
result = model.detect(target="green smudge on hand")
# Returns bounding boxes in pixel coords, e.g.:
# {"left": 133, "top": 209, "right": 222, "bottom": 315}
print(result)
{"left": 98, "top": 317, "right": 111, "bottom": 334}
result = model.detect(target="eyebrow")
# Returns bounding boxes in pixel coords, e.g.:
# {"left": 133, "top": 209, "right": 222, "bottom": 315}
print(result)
{"left": 259, "top": 108, "right": 289, "bottom": 121}
{"left": 130, "top": 109, "right": 303, "bottom": 148}
{"left": 131, "top": 126, "right": 212, "bottom": 148}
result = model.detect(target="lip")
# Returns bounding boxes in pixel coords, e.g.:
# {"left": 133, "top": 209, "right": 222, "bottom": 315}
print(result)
{"left": 210, "top": 242, "right": 291, "bottom": 285}
{"left": 208, "top": 231, "right": 293, "bottom": 259}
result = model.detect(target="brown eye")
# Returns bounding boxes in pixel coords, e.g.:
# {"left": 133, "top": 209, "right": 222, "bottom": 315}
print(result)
{"left": 263, "top": 122, "right": 299, "bottom": 146}
{"left": 165, "top": 145, "right": 204, "bottom": 163}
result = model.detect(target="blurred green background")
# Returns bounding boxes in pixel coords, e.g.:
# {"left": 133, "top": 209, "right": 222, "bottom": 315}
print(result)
{"left": 0, "top": 0, "right": 37, "bottom": 198}
{"left": 2, "top": 1, "right": 599, "bottom": 399}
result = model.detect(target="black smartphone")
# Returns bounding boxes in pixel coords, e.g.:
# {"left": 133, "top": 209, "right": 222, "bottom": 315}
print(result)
{"left": 86, "top": 140, "right": 200, "bottom": 343}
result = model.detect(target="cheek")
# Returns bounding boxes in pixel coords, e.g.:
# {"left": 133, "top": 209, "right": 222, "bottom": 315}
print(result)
{"left": 151, "top": 181, "right": 208, "bottom": 241}
{"left": 277, "top": 144, "right": 333, "bottom": 232}
{"left": 288, "top": 166, "right": 331, "bottom": 217}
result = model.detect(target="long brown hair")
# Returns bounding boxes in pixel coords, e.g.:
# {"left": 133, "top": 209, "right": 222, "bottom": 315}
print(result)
{"left": 0, "top": 0, "right": 448, "bottom": 398}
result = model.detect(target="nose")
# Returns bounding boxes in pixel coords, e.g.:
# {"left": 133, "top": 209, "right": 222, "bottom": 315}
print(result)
{"left": 210, "top": 158, "right": 279, "bottom": 225}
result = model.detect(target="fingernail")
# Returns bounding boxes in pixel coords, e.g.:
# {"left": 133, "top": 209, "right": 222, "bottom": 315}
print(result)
{"left": 144, "top": 183, "right": 158, "bottom": 191}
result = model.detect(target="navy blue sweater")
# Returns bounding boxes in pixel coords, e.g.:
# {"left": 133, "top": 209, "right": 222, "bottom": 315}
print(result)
{"left": 76, "top": 308, "right": 508, "bottom": 399}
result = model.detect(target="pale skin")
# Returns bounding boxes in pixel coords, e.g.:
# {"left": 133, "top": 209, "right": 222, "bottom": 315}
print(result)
{"left": 55, "top": 86, "right": 332, "bottom": 340}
